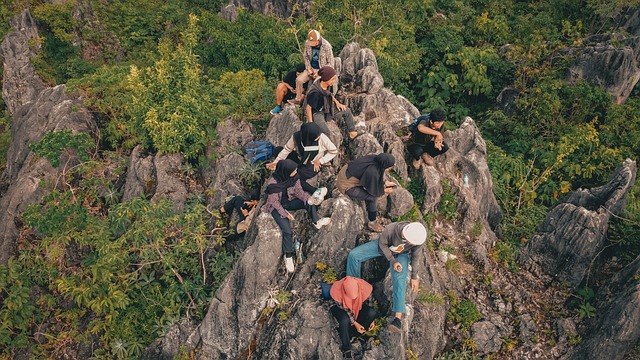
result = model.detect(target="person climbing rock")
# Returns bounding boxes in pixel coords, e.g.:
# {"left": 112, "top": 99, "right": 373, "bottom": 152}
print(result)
{"left": 407, "top": 108, "right": 449, "bottom": 169}
{"left": 270, "top": 63, "right": 305, "bottom": 115}
{"left": 290, "top": 30, "right": 335, "bottom": 105}
{"left": 335, "top": 153, "right": 397, "bottom": 232}
{"left": 329, "top": 276, "right": 377, "bottom": 359}
{"left": 218, "top": 190, "right": 259, "bottom": 241}
{"left": 346, "top": 221, "right": 427, "bottom": 333}
{"left": 263, "top": 159, "right": 331, "bottom": 273}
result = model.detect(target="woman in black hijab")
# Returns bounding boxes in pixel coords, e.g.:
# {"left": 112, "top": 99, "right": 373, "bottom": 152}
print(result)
{"left": 335, "top": 153, "right": 397, "bottom": 232}
{"left": 263, "top": 159, "right": 331, "bottom": 273}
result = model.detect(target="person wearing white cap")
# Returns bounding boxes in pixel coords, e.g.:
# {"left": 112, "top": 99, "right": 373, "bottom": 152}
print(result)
{"left": 346, "top": 221, "right": 427, "bottom": 333}
{"left": 290, "top": 29, "right": 335, "bottom": 104}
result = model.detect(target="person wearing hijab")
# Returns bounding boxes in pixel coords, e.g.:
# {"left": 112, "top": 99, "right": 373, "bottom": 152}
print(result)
{"left": 336, "top": 153, "right": 397, "bottom": 232}
{"left": 346, "top": 222, "right": 427, "bottom": 333}
{"left": 267, "top": 122, "right": 337, "bottom": 205}
{"left": 218, "top": 188, "right": 260, "bottom": 242}
{"left": 329, "top": 276, "right": 377, "bottom": 359}
{"left": 305, "top": 66, "right": 357, "bottom": 138}
{"left": 290, "top": 30, "right": 335, "bottom": 105}
{"left": 263, "top": 159, "right": 331, "bottom": 273}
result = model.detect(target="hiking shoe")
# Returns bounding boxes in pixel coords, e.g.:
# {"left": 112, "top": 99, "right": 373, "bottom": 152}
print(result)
{"left": 270, "top": 105, "right": 282, "bottom": 115}
{"left": 314, "top": 217, "right": 331, "bottom": 229}
{"left": 368, "top": 220, "right": 384, "bottom": 233}
{"left": 284, "top": 256, "right": 295, "bottom": 273}
{"left": 421, "top": 152, "right": 435, "bottom": 166}
{"left": 308, "top": 187, "right": 328, "bottom": 205}
{"left": 412, "top": 157, "right": 422, "bottom": 170}
{"left": 342, "top": 349, "right": 354, "bottom": 359}
{"left": 388, "top": 317, "right": 402, "bottom": 333}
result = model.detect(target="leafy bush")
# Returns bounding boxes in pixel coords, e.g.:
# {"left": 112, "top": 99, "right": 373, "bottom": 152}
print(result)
{"left": 29, "top": 130, "right": 94, "bottom": 167}
{"left": 447, "top": 292, "right": 482, "bottom": 331}
{"left": 439, "top": 180, "right": 459, "bottom": 221}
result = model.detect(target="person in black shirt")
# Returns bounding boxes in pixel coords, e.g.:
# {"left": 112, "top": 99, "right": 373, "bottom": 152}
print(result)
{"left": 407, "top": 108, "right": 449, "bottom": 169}
{"left": 305, "top": 66, "right": 357, "bottom": 138}
{"left": 271, "top": 63, "right": 306, "bottom": 115}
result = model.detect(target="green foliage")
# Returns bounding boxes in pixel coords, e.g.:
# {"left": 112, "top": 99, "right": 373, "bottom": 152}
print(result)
{"left": 447, "top": 293, "right": 482, "bottom": 331}
{"left": 469, "top": 222, "right": 483, "bottom": 238}
{"left": 439, "top": 180, "right": 459, "bottom": 221}
{"left": 237, "top": 161, "right": 267, "bottom": 189}
{"left": 407, "top": 178, "right": 426, "bottom": 207}
{"left": 567, "top": 330, "right": 582, "bottom": 346}
{"left": 322, "top": 267, "right": 337, "bottom": 284}
{"left": 415, "top": 288, "right": 445, "bottom": 305}
{"left": 396, "top": 204, "right": 421, "bottom": 222}
{"left": 436, "top": 349, "right": 481, "bottom": 360}
{"left": 0, "top": 114, "right": 11, "bottom": 173}
{"left": 210, "top": 69, "right": 273, "bottom": 120}
{"left": 568, "top": 287, "right": 597, "bottom": 319}
{"left": 28, "top": 130, "right": 94, "bottom": 167}
{"left": 490, "top": 241, "right": 519, "bottom": 272}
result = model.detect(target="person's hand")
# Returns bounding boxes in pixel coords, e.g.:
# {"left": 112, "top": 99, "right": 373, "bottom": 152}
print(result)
{"left": 434, "top": 141, "right": 443, "bottom": 151}
{"left": 336, "top": 102, "right": 346, "bottom": 112}
{"left": 354, "top": 321, "right": 365, "bottom": 334}
{"left": 312, "top": 159, "right": 321, "bottom": 172}
{"left": 393, "top": 262, "right": 403, "bottom": 273}
{"left": 385, "top": 181, "right": 397, "bottom": 187}
{"left": 411, "top": 279, "right": 419, "bottom": 293}
{"left": 244, "top": 200, "right": 258, "bottom": 208}
{"left": 290, "top": 88, "right": 296, "bottom": 94}
{"left": 287, "top": 212, "right": 295, "bottom": 221}
{"left": 349, "top": 131, "right": 358, "bottom": 139}
{"left": 266, "top": 162, "right": 277, "bottom": 171}
{"left": 241, "top": 208, "right": 249, "bottom": 217}
{"left": 368, "top": 321, "right": 376, "bottom": 331}
{"left": 384, "top": 186, "right": 394, "bottom": 194}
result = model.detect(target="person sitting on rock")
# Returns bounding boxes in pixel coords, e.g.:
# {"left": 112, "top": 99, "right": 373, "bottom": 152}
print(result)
{"left": 330, "top": 276, "right": 377, "bottom": 359}
{"left": 219, "top": 190, "right": 260, "bottom": 242}
{"left": 346, "top": 221, "right": 426, "bottom": 333}
{"left": 336, "top": 153, "right": 397, "bottom": 232}
{"left": 407, "top": 108, "right": 449, "bottom": 169}
{"left": 290, "top": 30, "right": 334, "bottom": 105}
{"left": 305, "top": 66, "right": 358, "bottom": 139}
{"left": 263, "top": 159, "right": 331, "bottom": 273}
{"left": 267, "top": 122, "right": 336, "bottom": 205}
{"left": 270, "top": 63, "right": 306, "bottom": 115}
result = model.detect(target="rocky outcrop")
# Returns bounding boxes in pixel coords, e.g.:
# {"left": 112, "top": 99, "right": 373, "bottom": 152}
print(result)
{"left": 121, "top": 146, "right": 156, "bottom": 201}
{"left": 520, "top": 159, "right": 637, "bottom": 288}
{"left": 0, "top": 9, "right": 45, "bottom": 114}
{"left": 219, "top": 0, "right": 311, "bottom": 20}
{"left": 558, "top": 34, "right": 640, "bottom": 104}
{"left": 72, "top": 0, "right": 123, "bottom": 62}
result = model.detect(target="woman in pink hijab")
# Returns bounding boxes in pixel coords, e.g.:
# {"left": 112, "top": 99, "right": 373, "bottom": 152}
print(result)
{"left": 330, "top": 276, "right": 377, "bottom": 359}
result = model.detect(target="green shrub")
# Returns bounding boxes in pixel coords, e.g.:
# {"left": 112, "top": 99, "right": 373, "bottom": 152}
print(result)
{"left": 447, "top": 293, "right": 482, "bottom": 331}
{"left": 439, "top": 180, "right": 459, "bottom": 221}
{"left": 28, "top": 130, "right": 94, "bottom": 167}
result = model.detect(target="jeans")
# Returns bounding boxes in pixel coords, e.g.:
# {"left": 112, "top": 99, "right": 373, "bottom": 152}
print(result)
{"left": 330, "top": 303, "right": 377, "bottom": 350}
{"left": 407, "top": 141, "right": 449, "bottom": 160}
{"left": 271, "top": 198, "right": 319, "bottom": 256}
{"left": 312, "top": 109, "right": 355, "bottom": 136}
{"left": 346, "top": 240, "right": 410, "bottom": 313}
{"left": 222, "top": 195, "right": 247, "bottom": 241}
{"left": 345, "top": 187, "right": 378, "bottom": 221}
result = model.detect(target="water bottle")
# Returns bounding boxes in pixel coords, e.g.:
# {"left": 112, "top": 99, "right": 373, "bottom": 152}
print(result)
{"left": 463, "top": 173, "right": 469, "bottom": 188}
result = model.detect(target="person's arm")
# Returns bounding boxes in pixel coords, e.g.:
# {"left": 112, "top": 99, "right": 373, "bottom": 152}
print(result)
{"left": 332, "top": 96, "right": 346, "bottom": 112}
{"left": 264, "top": 185, "right": 288, "bottom": 218}
{"left": 288, "top": 180, "right": 310, "bottom": 203}
{"left": 410, "top": 244, "right": 425, "bottom": 280}
{"left": 417, "top": 122, "right": 443, "bottom": 141}
{"left": 317, "top": 134, "right": 337, "bottom": 165}
{"left": 322, "top": 41, "right": 335, "bottom": 68}
{"left": 303, "top": 45, "right": 312, "bottom": 73}
{"left": 377, "top": 229, "right": 398, "bottom": 265}
{"left": 276, "top": 136, "right": 296, "bottom": 162}
{"left": 305, "top": 104, "right": 314, "bottom": 123}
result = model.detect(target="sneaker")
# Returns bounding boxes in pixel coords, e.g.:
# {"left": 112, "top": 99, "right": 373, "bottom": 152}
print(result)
{"left": 314, "top": 217, "right": 331, "bottom": 229}
{"left": 412, "top": 157, "right": 423, "bottom": 170}
{"left": 270, "top": 105, "right": 282, "bottom": 115}
{"left": 367, "top": 220, "right": 384, "bottom": 233}
{"left": 342, "top": 349, "right": 354, "bottom": 360}
{"left": 421, "top": 152, "right": 435, "bottom": 166}
{"left": 388, "top": 317, "right": 402, "bottom": 333}
{"left": 308, "top": 187, "right": 328, "bottom": 205}
{"left": 284, "top": 256, "right": 295, "bottom": 273}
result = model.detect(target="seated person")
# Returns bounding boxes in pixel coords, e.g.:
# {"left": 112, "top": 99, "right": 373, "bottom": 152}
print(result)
{"left": 407, "top": 108, "right": 449, "bottom": 169}
{"left": 335, "top": 153, "right": 396, "bottom": 232}
{"left": 330, "top": 276, "right": 377, "bottom": 359}
{"left": 219, "top": 190, "right": 259, "bottom": 242}
{"left": 271, "top": 63, "right": 306, "bottom": 115}
{"left": 291, "top": 30, "right": 334, "bottom": 104}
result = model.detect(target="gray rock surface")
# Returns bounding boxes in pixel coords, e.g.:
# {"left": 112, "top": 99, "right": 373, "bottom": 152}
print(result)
{"left": 265, "top": 109, "right": 302, "bottom": 147}
{"left": 496, "top": 86, "right": 518, "bottom": 116}
{"left": 206, "top": 152, "right": 247, "bottom": 209}
{"left": 520, "top": 159, "right": 637, "bottom": 287}
{"left": 152, "top": 153, "right": 188, "bottom": 213}
{"left": 121, "top": 146, "right": 156, "bottom": 201}
{"left": 471, "top": 321, "right": 503, "bottom": 354}
{"left": 141, "top": 319, "right": 198, "bottom": 360}
{"left": 220, "top": 0, "right": 310, "bottom": 19}
{"left": 0, "top": 9, "right": 45, "bottom": 114}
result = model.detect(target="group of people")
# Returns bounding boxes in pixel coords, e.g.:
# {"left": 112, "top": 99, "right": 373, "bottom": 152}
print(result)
{"left": 219, "top": 29, "right": 449, "bottom": 359}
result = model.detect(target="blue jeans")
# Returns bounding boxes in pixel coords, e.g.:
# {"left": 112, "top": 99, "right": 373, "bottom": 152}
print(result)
{"left": 346, "top": 240, "right": 409, "bottom": 313}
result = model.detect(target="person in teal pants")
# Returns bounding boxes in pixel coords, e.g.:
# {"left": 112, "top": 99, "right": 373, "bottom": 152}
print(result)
{"left": 346, "top": 221, "right": 427, "bottom": 333}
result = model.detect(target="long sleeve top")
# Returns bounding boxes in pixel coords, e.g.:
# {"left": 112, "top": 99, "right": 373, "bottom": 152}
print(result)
{"left": 274, "top": 133, "right": 337, "bottom": 166}
{"left": 377, "top": 222, "right": 426, "bottom": 280}
{"left": 263, "top": 178, "right": 310, "bottom": 218}
{"left": 304, "top": 40, "right": 335, "bottom": 71}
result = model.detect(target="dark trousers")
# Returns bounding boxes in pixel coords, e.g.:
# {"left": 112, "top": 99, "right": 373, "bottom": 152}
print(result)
{"left": 271, "top": 198, "right": 319, "bottom": 256}
{"left": 312, "top": 109, "right": 355, "bottom": 136}
{"left": 345, "top": 187, "right": 378, "bottom": 221}
{"left": 330, "top": 304, "right": 376, "bottom": 351}
{"left": 407, "top": 141, "right": 449, "bottom": 160}
{"left": 222, "top": 195, "right": 247, "bottom": 241}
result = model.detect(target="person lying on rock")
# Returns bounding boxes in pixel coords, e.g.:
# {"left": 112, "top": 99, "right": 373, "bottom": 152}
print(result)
{"left": 346, "top": 221, "right": 427, "bottom": 333}
{"left": 305, "top": 66, "right": 358, "bottom": 139}
{"left": 330, "top": 276, "right": 377, "bottom": 359}
{"left": 290, "top": 30, "right": 334, "bottom": 105}
{"left": 270, "top": 63, "right": 306, "bottom": 115}
{"left": 267, "top": 122, "right": 335, "bottom": 205}
{"left": 263, "top": 159, "right": 331, "bottom": 273}
{"left": 335, "top": 153, "right": 397, "bottom": 232}
{"left": 218, "top": 189, "right": 260, "bottom": 242}
{"left": 407, "top": 108, "right": 449, "bottom": 169}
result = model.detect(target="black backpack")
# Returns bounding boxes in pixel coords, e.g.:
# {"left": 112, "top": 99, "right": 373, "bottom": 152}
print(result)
{"left": 408, "top": 114, "right": 430, "bottom": 137}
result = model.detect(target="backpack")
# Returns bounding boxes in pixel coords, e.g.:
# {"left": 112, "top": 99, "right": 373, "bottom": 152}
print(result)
{"left": 245, "top": 141, "right": 274, "bottom": 163}
{"left": 408, "top": 114, "right": 430, "bottom": 137}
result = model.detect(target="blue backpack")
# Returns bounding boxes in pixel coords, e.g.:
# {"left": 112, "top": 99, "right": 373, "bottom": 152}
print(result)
{"left": 245, "top": 141, "right": 274, "bottom": 163}
{"left": 409, "top": 114, "right": 430, "bottom": 137}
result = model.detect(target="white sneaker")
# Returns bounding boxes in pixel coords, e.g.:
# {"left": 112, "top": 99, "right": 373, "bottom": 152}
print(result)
{"left": 285, "top": 256, "right": 295, "bottom": 273}
{"left": 308, "top": 187, "right": 328, "bottom": 205}
{"left": 314, "top": 217, "right": 331, "bottom": 229}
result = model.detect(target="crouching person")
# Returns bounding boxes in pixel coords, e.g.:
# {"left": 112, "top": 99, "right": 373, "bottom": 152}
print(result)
{"left": 219, "top": 190, "right": 259, "bottom": 241}
{"left": 330, "top": 276, "right": 377, "bottom": 359}
{"left": 346, "top": 222, "right": 427, "bottom": 333}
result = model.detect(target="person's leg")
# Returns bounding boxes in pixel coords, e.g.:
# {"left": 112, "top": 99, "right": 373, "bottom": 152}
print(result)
{"left": 275, "top": 83, "right": 288, "bottom": 106}
{"left": 407, "top": 143, "right": 426, "bottom": 160}
{"left": 346, "top": 240, "right": 382, "bottom": 278}
{"left": 312, "top": 112, "right": 331, "bottom": 135}
{"left": 295, "top": 71, "right": 311, "bottom": 101}
{"left": 330, "top": 305, "right": 353, "bottom": 351}
{"left": 334, "top": 109, "right": 356, "bottom": 133}
{"left": 356, "top": 303, "right": 377, "bottom": 330}
{"left": 284, "top": 198, "right": 320, "bottom": 224}
{"left": 345, "top": 187, "right": 378, "bottom": 222}
{"left": 297, "top": 163, "right": 319, "bottom": 194}
{"left": 424, "top": 141, "right": 449, "bottom": 157}
{"left": 271, "top": 209, "right": 294, "bottom": 256}
{"left": 390, "top": 253, "right": 410, "bottom": 315}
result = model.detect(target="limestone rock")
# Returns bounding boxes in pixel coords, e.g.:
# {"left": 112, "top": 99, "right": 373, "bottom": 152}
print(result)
{"left": 214, "top": 117, "right": 255, "bottom": 154}
{"left": 152, "top": 153, "right": 188, "bottom": 213}
{"left": 471, "top": 321, "right": 503, "bottom": 354}
{"left": 519, "top": 159, "right": 637, "bottom": 287}
{"left": 265, "top": 109, "right": 302, "bottom": 147}
{"left": 496, "top": 86, "right": 518, "bottom": 116}
{"left": 0, "top": 9, "right": 45, "bottom": 114}
{"left": 220, "top": 0, "right": 310, "bottom": 19}
{"left": 206, "top": 152, "right": 247, "bottom": 209}
{"left": 121, "top": 146, "right": 156, "bottom": 201}
{"left": 141, "top": 319, "right": 198, "bottom": 360}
